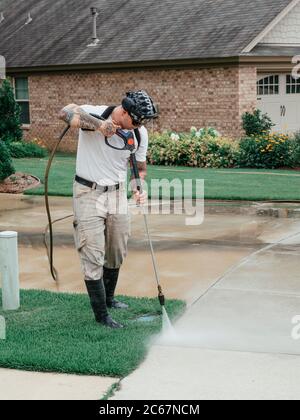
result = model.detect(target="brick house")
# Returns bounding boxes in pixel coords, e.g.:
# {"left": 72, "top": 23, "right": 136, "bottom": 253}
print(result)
{"left": 0, "top": 0, "right": 300, "bottom": 152}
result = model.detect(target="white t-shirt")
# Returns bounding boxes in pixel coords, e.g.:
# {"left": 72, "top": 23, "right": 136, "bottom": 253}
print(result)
{"left": 76, "top": 105, "right": 148, "bottom": 186}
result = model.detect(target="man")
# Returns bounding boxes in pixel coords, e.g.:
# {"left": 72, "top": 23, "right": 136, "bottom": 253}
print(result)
{"left": 59, "top": 90, "right": 158, "bottom": 329}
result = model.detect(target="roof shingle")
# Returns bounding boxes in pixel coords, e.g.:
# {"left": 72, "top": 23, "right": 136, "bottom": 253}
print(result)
{"left": 0, "top": 0, "right": 294, "bottom": 69}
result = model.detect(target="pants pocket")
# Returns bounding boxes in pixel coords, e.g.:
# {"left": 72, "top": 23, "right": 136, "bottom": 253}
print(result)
{"left": 73, "top": 219, "right": 87, "bottom": 251}
{"left": 73, "top": 182, "right": 92, "bottom": 199}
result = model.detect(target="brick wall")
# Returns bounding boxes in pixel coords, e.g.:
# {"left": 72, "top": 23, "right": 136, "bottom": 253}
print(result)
{"left": 22, "top": 65, "right": 257, "bottom": 152}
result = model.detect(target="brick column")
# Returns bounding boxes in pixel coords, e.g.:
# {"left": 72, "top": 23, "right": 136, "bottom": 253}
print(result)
{"left": 238, "top": 65, "right": 258, "bottom": 137}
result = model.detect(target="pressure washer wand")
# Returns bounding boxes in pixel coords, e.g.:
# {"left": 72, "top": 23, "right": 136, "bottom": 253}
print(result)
{"left": 129, "top": 153, "right": 166, "bottom": 308}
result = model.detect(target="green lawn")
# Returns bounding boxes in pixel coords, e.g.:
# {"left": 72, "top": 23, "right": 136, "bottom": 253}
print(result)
{"left": 0, "top": 289, "right": 185, "bottom": 377}
{"left": 13, "top": 154, "right": 300, "bottom": 201}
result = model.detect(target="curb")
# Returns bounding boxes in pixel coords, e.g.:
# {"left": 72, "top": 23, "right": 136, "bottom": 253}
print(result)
{"left": 141, "top": 200, "right": 300, "bottom": 219}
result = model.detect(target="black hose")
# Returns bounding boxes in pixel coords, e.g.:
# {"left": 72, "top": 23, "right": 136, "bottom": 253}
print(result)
{"left": 44, "top": 125, "right": 70, "bottom": 281}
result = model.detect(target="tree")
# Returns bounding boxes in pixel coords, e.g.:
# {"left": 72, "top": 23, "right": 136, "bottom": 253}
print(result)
{"left": 0, "top": 79, "right": 23, "bottom": 142}
{"left": 0, "top": 140, "right": 15, "bottom": 181}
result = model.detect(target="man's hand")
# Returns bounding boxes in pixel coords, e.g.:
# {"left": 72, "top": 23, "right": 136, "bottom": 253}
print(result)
{"left": 131, "top": 161, "right": 147, "bottom": 205}
{"left": 133, "top": 190, "right": 147, "bottom": 205}
{"left": 98, "top": 120, "right": 120, "bottom": 137}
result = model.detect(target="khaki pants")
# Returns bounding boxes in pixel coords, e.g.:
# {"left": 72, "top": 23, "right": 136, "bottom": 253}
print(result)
{"left": 73, "top": 181, "right": 130, "bottom": 281}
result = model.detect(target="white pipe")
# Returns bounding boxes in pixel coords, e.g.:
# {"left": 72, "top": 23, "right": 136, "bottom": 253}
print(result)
{"left": 0, "top": 231, "right": 20, "bottom": 310}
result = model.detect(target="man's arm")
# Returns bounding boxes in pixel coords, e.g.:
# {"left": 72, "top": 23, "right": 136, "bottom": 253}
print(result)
{"left": 58, "top": 104, "right": 119, "bottom": 137}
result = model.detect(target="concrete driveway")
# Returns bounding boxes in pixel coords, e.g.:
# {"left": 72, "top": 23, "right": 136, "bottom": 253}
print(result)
{"left": 112, "top": 222, "right": 300, "bottom": 400}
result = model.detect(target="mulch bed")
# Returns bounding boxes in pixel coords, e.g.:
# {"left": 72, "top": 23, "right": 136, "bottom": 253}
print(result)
{"left": 0, "top": 172, "right": 41, "bottom": 194}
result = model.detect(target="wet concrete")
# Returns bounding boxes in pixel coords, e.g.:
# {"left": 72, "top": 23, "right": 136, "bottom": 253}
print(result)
{"left": 0, "top": 194, "right": 292, "bottom": 303}
{"left": 112, "top": 220, "right": 300, "bottom": 400}
{"left": 113, "top": 347, "right": 300, "bottom": 400}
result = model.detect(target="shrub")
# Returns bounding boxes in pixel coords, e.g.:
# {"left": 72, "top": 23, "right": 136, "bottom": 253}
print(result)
{"left": 291, "top": 131, "right": 300, "bottom": 166}
{"left": 0, "top": 79, "right": 23, "bottom": 142}
{"left": 148, "top": 130, "right": 239, "bottom": 168}
{"left": 242, "top": 109, "right": 274, "bottom": 136}
{"left": 8, "top": 140, "right": 47, "bottom": 158}
{"left": 237, "top": 133, "right": 293, "bottom": 169}
{"left": 0, "top": 140, "right": 15, "bottom": 181}
{"left": 148, "top": 127, "right": 300, "bottom": 170}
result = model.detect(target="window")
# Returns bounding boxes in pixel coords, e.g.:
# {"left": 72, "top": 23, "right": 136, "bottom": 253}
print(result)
{"left": 14, "top": 77, "right": 30, "bottom": 124}
{"left": 257, "top": 75, "right": 279, "bottom": 96}
{"left": 286, "top": 75, "right": 300, "bottom": 94}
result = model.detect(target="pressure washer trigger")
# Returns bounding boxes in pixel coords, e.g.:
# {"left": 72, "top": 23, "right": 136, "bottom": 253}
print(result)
{"left": 115, "top": 129, "right": 136, "bottom": 152}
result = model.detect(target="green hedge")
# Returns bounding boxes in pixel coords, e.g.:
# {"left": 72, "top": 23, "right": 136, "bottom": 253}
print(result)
{"left": 8, "top": 141, "right": 47, "bottom": 158}
{"left": 292, "top": 131, "right": 300, "bottom": 166}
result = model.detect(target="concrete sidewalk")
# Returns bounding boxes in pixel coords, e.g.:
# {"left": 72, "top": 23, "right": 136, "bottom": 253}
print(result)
{"left": 113, "top": 226, "right": 300, "bottom": 400}
{"left": 0, "top": 369, "right": 117, "bottom": 400}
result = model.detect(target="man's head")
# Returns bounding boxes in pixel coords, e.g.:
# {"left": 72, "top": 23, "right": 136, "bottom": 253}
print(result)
{"left": 113, "top": 90, "right": 158, "bottom": 130}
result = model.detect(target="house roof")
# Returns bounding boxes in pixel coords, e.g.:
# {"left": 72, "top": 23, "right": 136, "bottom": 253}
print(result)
{"left": 246, "top": 45, "right": 300, "bottom": 57}
{"left": 0, "top": 0, "right": 295, "bottom": 70}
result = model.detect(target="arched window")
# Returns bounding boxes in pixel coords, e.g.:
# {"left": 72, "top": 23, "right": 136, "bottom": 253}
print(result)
{"left": 257, "top": 75, "right": 279, "bottom": 96}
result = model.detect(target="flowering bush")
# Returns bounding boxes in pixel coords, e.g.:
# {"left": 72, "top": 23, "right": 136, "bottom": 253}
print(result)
{"left": 148, "top": 128, "right": 300, "bottom": 169}
{"left": 148, "top": 129, "right": 238, "bottom": 168}
{"left": 31, "top": 137, "right": 47, "bottom": 149}
{"left": 190, "top": 126, "right": 221, "bottom": 139}
{"left": 237, "top": 133, "right": 294, "bottom": 169}
{"left": 242, "top": 109, "right": 274, "bottom": 136}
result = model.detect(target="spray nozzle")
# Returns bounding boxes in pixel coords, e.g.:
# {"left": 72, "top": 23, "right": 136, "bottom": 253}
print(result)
{"left": 158, "top": 285, "right": 165, "bottom": 307}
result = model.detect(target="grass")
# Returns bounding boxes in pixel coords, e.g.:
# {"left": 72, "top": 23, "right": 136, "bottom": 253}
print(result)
{"left": 0, "top": 289, "right": 185, "bottom": 377}
{"left": 13, "top": 154, "right": 300, "bottom": 201}
{"left": 15, "top": 153, "right": 76, "bottom": 197}
{"left": 101, "top": 382, "right": 121, "bottom": 400}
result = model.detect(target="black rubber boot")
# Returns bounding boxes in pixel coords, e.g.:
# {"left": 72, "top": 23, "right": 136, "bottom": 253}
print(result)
{"left": 103, "top": 267, "right": 129, "bottom": 309}
{"left": 84, "top": 279, "right": 124, "bottom": 329}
